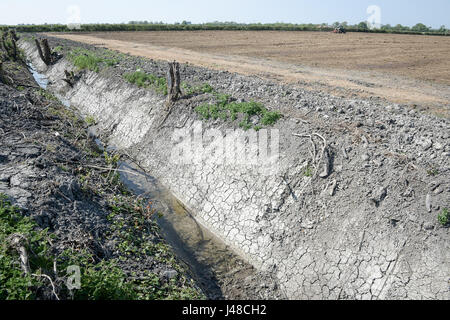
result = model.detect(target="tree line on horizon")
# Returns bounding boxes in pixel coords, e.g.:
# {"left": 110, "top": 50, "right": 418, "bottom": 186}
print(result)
{"left": 1, "top": 21, "right": 448, "bottom": 36}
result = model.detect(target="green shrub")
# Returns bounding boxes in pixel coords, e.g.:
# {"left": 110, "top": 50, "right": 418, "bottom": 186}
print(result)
{"left": 74, "top": 259, "right": 136, "bottom": 300}
{"left": 261, "top": 110, "right": 282, "bottom": 126}
{"left": 194, "top": 104, "right": 211, "bottom": 120}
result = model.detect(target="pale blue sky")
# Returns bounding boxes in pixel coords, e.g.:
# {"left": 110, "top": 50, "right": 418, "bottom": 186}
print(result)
{"left": 1, "top": 0, "right": 448, "bottom": 28}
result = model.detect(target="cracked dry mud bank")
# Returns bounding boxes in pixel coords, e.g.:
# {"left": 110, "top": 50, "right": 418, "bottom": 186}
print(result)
{"left": 20, "top": 35, "right": 450, "bottom": 300}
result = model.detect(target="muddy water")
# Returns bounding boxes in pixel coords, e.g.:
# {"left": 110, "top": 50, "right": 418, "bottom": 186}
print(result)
{"left": 27, "top": 62, "right": 258, "bottom": 300}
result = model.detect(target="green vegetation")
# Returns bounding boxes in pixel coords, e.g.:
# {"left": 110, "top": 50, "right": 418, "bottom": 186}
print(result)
{"left": 105, "top": 58, "right": 119, "bottom": 67}
{"left": 53, "top": 46, "right": 63, "bottom": 53}
{"left": 85, "top": 115, "right": 96, "bottom": 126}
{"left": 36, "top": 88, "right": 58, "bottom": 101}
{"left": 0, "top": 190, "right": 203, "bottom": 300}
{"left": 0, "top": 195, "right": 53, "bottom": 300}
{"left": 303, "top": 166, "right": 313, "bottom": 177}
{"left": 123, "top": 70, "right": 167, "bottom": 95}
{"left": 4, "top": 22, "right": 449, "bottom": 36}
{"left": 0, "top": 193, "right": 118, "bottom": 300}
{"left": 103, "top": 151, "right": 120, "bottom": 167}
{"left": 67, "top": 48, "right": 103, "bottom": 72}
{"left": 261, "top": 110, "right": 282, "bottom": 126}
{"left": 66, "top": 48, "right": 120, "bottom": 72}
{"left": 181, "top": 82, "right": 215, "bottom": 95}
{"left": 427, "top": 168, "right": 439, "bottom": 176}
{"left": 438, "top": 208, "right": 449, "bottom": 227}
{"left": 195, "top": 92, "right": 281, "bottom": 130}
{"left": 67, "top": 257, "right": 135, "bottom": 300}
{"left": 104, "top": 196, "right": 204, "bottom": 300}
{"left": 0, "top": 30, "right": 25, "bottom": 62}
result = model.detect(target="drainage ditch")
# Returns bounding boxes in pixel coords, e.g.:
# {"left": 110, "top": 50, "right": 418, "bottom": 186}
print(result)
{"left": 28, "top": 62, "right": 272, "bottom": 300}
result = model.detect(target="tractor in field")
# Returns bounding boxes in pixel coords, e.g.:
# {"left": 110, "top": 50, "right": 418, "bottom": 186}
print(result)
{"left": 333, "top": 26, "right": 346, "bottom": 34}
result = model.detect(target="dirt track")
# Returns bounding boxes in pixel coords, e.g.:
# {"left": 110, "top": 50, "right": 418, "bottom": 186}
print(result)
{"left": 48, "top": 31, "right": 450, "bottom": 114}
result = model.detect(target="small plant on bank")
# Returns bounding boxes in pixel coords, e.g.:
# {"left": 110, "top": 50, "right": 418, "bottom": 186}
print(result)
{"left": 303, "top": 166, "right": 313, "bottom": 177}
{"left": 105, "top": 58, "right": 119, "bottom": 67}
{"left": 68, "top": 48, "right": 103, "bottom": 72}
{"left": 104, "top": 151, "right": 120, "bottom": 167}
{"left": 427, "top": 168, "right": 439, "bottom": 176}
{"left": 261, "top": 110, "right": 282, "bottom": 126}
{"left": 194, "top": 95, "right": 282, "bottom": 130}
{"left": 438, "top": 208, "right": 449, "bottom": 226}
{"left": 53, "top": 46, "right": 63, "bottom": 53}
{"left": 123, "top": 70, "right": 167, "bottom": 95}
{"left": 85, "top": 116, "right": 96, "bottom": 126}
{"left": 36, "top": 88, "right": 58, "bottom": 101}
{"left": 181, "top": 82, "right": 215, "bottom": 96}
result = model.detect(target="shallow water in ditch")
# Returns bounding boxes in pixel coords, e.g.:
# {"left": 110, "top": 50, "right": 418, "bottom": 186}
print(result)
{"left": 28, "top": 62, "right": 48, "bottom": 89}
{"left": 27, "top": 62, "right": 259, "bottom": 300}
{"left": 118, "top": 161, "right": 256, "bottom": 299}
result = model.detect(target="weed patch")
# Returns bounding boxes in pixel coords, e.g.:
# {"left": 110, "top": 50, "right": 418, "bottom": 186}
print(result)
{"left": 85, "top": 116, "right": 96, "bottom": 126}
{"left": 181, "top": 82, "right": 215, "bottom": 96}
{"left": 438, "top": 208, "right": 449, "bottom": 226}
{"left": 0, "top": 195, "right": 51, "bottom": 300}
{"left": 195, "top": 94, "right": 281, "bottom": 130}
{"left": 68, "top": 48, "right": 103, "bottom": 72}
{"left": 124, "top": 70, "right": 167, "bottom": 95}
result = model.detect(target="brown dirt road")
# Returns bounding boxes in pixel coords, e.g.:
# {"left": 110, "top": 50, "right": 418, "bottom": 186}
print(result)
{"left": 47, "top": 31, "right": 450, "bottom": 115}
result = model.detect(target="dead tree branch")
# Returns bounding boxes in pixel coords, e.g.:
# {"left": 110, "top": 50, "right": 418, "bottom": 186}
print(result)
{"left": 32, "top": 273, "right": 60, "bottom": 300}
{"left": 293, "top": 132, "right": 330, "bottom": 178}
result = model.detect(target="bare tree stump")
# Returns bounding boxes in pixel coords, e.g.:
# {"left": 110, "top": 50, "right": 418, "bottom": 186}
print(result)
{"left": 7, "top": 234, "right": 30, "bottom": 275}
{"left": 63, "top": 70, "right": 76, "bottom": 87}
{"left": 174, "top": 62, "right": 182, "bottom": 97}
{"left": 166, "top": 61, "right": 182, "bottom": 105}
{"left": 41, "top": 39, "right": 52, "bottom": 64}
{"left": 9, "top": 29, "right": 18, "bottom": 41}
{"left": 35, "top": 39, "right": 46, "bottom": 64}
{"left": 35, "top": 38, "right": 52, "bottom": 65}
{"left": 9, "top": 34, "right": 17, "bottom": 60}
